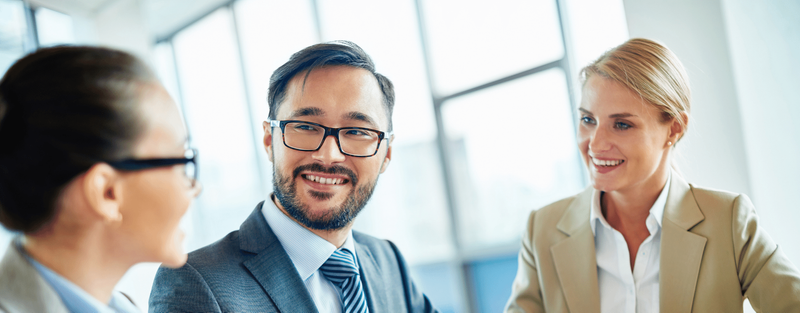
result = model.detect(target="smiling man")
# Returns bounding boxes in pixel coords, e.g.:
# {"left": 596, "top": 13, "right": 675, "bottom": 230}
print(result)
{"left": 149, "top": 41, "right": 437, "bottom": 313}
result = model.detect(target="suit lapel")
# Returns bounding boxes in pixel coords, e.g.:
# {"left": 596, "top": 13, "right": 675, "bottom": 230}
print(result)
{"left": 354, "top": 239, "right": 387, "bottom": 312}
{"left": 551, "top": 188, "right": 601, "bottom": 313}
{"left": 659, "top": 174, "right": 707, "bottom": 313}
{"left": 239, "top": 202, "right": 318, "bottom": 313}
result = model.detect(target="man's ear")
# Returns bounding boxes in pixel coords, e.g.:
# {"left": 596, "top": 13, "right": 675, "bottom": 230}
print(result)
{"left": 263, "top": 121, "right": 274, "bottom": 162}
{"left": 379, "top": 136, "right": 393, "bottom": 174}
{"left": 82, "top": 163, "right": 123, "bottom": 223}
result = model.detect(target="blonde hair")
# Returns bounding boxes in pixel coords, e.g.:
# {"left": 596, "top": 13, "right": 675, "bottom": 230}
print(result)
{"left": 581, "top": 38, "right": 691, "bottom": 140}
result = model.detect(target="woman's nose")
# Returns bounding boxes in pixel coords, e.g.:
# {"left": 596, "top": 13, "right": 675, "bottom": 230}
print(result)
{"left": 588, "top": 126, "right": 612, "bottom": 153}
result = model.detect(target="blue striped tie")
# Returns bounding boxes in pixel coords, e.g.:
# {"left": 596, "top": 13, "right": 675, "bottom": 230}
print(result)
{"left": 320, "top": 248, "right": 369, "bottom": 313}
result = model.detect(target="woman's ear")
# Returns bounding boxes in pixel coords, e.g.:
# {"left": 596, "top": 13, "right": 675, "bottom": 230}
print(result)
{"left": 669, "top": 112, "right": 689, "bottom": 144}
{"left": 82, "top": 163, "right": 123, "bottom": 223}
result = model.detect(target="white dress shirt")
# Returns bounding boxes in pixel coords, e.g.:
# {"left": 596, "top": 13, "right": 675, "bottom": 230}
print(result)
{"left": 590, "top": 173, "right": 670, "bottom": 313}
{"left": 261, "top": 196, "right": 358, "bottom": 313}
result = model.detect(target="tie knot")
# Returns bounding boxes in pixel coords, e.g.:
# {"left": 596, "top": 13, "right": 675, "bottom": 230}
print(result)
{"left": 320, "top": 249, "right": 359, "bottom": 285}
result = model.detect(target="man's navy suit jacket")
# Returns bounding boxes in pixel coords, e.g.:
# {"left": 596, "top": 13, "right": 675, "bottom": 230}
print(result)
{"left": 149, "top": 202, "right": 437, "bottom": 312}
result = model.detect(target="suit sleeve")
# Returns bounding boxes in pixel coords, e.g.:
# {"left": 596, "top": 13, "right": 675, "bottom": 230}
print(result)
{"left": 149, "top": 262, "right": 222, "bottom": 313}
{"left": 732, "top": 194, "right": 800, "bottom": 311}
{"left": 387, "top": 241, "right": 439, "bottom": 313}
{"left": 506, "top": 210, "right": 545, "bottom": 313}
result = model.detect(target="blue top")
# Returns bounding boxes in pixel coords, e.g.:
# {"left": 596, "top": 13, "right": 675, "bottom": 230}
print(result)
{"left": 16, "top": 241, "right": 139, "bottom": 313}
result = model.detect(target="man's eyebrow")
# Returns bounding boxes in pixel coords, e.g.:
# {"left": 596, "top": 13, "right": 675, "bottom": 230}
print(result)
{"left": 289, "top": 107, "right": 324, "bottom": 118}
{"left": 345, "top": 111, "right": 378, "bottom": 127}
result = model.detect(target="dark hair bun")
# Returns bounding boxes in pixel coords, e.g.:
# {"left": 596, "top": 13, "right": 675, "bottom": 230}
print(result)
{"left": 0, "top": 46, "right": 155, "bottom": 233}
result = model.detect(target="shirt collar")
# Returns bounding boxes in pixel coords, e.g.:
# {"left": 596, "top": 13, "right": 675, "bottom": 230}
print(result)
{"left": 15, "top": 240, "right": 138, "bottom": 313}
{"left": 590, "top": 172, "right": 671, "bottom": 236}
{"left": 261, "top": 195, "right": 357, "bottom": 281}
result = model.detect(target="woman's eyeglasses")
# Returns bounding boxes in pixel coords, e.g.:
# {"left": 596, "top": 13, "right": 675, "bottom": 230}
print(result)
{"left": 108, "top": 148, "right": 198, "bottom": 187}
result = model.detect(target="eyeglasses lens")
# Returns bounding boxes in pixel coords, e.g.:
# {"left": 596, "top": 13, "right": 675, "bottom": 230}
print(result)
{"left": 283, "top": 122, "right": 380, "bottom": 157}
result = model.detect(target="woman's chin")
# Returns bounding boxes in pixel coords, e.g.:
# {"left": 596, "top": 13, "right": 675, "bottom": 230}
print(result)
{"left": 160, "top": 251, "right": 188, "bottom": 268}
{"left": 159, "top": 231, "right": 188, "bottom": 268}
{"left": 591, "top": 179, "right": 620, "bottom": 193}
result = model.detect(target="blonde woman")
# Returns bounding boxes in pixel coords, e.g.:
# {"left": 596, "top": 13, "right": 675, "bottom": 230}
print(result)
{"left": 505, "top": 38, "right": 800, "bottom": 312}
{"left": 0, "top": 46, "right": 201, "bottom": 312}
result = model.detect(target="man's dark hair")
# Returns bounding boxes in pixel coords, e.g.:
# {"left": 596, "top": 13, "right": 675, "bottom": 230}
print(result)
{"left": 0, "top": 46, "right": 156, "bottom": 233}
{"left": 267, "top": 41, "right": 395, "bottom": 131}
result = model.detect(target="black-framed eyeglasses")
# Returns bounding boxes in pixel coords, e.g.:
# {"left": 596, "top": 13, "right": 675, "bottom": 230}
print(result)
{"left": 270, "top": 120, "right": 392, "bottom": 157}
{"left": 108, "top": 148, "right": 198, "bottom": 187}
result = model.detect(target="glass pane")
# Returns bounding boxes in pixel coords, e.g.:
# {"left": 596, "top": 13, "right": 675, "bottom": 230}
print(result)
{"left": 410, "top": 263, "right": 466, "bottom": 313}
{"left": 317, "top": 0, "right": 437, "bottom": 145}
{"left": 35, "top": 7, "right": 75, "bottom": 46}
{"left": 172, "top": 8, "right": 265, "bottom": 250}
{"left": 421, "top": 0, "right": 564, "bottom": 95}
{"left": 317, "top": 0, "right": 453, "bottom": 264}
{"left": 468, "top": 254, "right": 519, "bottom": 313}
{"left": 152, "top": 42, "right": 183, "bottom": 116}
{"left": 0, "top": 0, "right": 29, "bottom": 256}
{"left": 565, "top": 0, "right": 628, "bottom": 89}
{"left": 442, "top": 68, "right": 585, "bottom": 248}
{"left": 0, "top": 0, "right": 31, "bottom": 74}
{"left": 234, "top": 0, "right": 317, "bottom": 186}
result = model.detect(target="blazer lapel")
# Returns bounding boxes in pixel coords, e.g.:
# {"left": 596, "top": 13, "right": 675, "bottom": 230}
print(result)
{"left": 0, "top": 240, "right": 69, "bottom": 313}
{"left": 551, "top": 188, "right": 601, "bottom": 313}
{"left": 354, "top": 240, "right": 388, "bottom": 312}
{"left": 659, "top": 174, "right": 707, "bottom": 313}
{"left": 239, "top": 202, "right": 318, "bottom": 313}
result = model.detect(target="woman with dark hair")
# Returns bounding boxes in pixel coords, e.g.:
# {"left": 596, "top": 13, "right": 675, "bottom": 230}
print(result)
{"left": 0, "top": 46, "right": 201, "bottom": 312}
{"left": 505, "top": 38, "right": 800, "bottom": 312}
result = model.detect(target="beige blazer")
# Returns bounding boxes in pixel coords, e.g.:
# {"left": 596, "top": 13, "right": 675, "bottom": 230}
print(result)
{"left": 0, "top": 241, "right": 69, "bottom": 313}
{"left": 506, "top": 174, "right": 800, "bottom": 312}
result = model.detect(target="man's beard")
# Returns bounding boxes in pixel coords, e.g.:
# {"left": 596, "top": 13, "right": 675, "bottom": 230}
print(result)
{"left": 273, "top": 163, "right": 378, "bottom": 230}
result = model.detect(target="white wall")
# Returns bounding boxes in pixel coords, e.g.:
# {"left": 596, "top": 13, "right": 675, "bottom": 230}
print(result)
{"left": 623, "top": 0, "right": 800, "bottom": 265}
{"left": 92, "top": 0, "right": 152, "bottom": 62}
{"left": 623, "top": 0, "right": 799, "bottom": 311}
{"left": 721, "top": 0, "right": 800, "bottom": 267}
{"left": 622, "top": 0, "right": 752, "bottom": 196}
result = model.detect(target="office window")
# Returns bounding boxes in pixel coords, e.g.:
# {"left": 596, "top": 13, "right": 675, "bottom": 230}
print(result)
{"left": 34, "top": 7, "right": 75, "bottom": 46}
{"left": 171, "top": 8, "right": 264, "bottom": 250}
{"left": 0, "top": 0, "right": 32, "bottom": 73}
{"left": 0, "top": 0, "right": 34, "bottom": 254}
{"left": 152, "top": 42, "right": 182, "bottom": 113}
{"left": 150, "top": 0, "right": 614, "bottom": 311}
{"left": 420, "top": 0, "right": 564, "bottom": 95}
{"left": 441, "top": 69, "right": 584, "bottom": 248}
{"left": 468, "top": 255, "right": 519, "bottom": 312}
{"left": 233, "top": 0, "right": 318, "bottom": 187}
{"left": 316, "top": 0, "right": 453, "bottom": 264}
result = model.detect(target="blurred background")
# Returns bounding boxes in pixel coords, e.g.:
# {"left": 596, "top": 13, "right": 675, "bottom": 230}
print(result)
{"left": 0, "top": 0, "right": 797, "bottom": 312}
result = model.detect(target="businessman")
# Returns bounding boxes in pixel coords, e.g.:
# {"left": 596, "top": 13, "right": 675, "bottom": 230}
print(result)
{"left": 149, "top": 41, "right": 437, "bottom": 312}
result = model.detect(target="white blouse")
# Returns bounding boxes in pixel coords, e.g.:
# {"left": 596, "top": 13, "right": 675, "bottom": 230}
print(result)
{"left": 590, "top": 174, "right": 671, "bottom": 313}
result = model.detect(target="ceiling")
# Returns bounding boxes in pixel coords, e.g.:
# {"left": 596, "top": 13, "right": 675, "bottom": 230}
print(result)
{"left": 26, "top": 0, "right": 229, "bottom": 39}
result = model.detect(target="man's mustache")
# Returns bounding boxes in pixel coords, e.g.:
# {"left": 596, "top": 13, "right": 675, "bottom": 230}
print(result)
{"left": 292, "top": 163, "right": 358, "bottom": 186}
